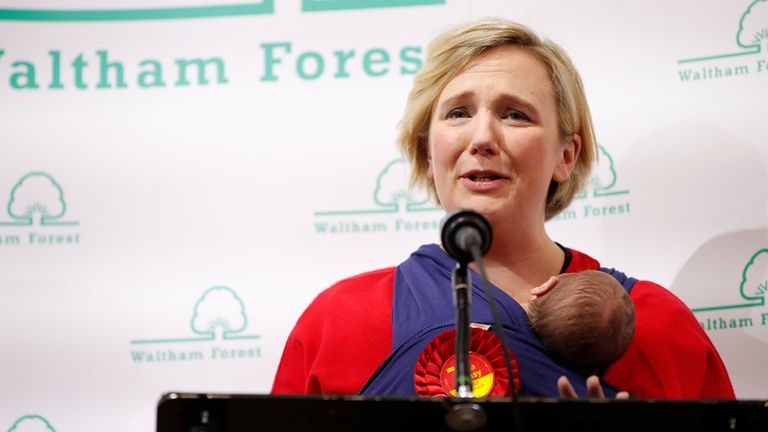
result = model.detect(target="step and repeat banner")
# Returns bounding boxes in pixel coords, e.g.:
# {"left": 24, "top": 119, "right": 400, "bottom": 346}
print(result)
{"left": 1, "top": 0, "right": 767, "bottom": 430}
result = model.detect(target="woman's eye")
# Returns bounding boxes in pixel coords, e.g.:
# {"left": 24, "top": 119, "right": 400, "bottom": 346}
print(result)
{"left": 504, "top": 109, "right": 530, "bottom": 122}
{"left": 446, "top": 107, "right": 470, "bottom": 119}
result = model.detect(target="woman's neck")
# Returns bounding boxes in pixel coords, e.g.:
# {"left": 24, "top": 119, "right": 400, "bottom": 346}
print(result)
{"left": 470, "top": 222, "right": 564, "bottom": 304}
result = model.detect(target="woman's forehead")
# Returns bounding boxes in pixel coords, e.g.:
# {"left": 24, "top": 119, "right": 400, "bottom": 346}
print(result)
{"left": 438, "top": 45, "right": 554, "bottom": 103}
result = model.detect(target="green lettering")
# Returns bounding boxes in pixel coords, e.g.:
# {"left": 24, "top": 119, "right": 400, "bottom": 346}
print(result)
{"left": 0, "top": 234, "right": 20, "bottom": 245}
{"left": 333, "top": 49, "right": 355, "bottom": 78}
{"left": 552, "top": 209, "right": 577, "bottom": 221}
{"left": 296, "top": 51, "right": 324, "bottom": 80}
{"left": 175, "top": 57, "right": 228, "bottom": 86}
{"left": 10, "top": 61, "right": 39, "bottom": 89}
{"left": 363, "top": 48, "right": 389, "bottom": 77}
{"left": 399, "top": 46, "right": 422, "bottom": 74}
{"left": 260, "top": 42, "right": 291, "bottom": 81}
{"left": 138, "top": 59, "right": 166, "bottom": 88}
{"left": 72, "top": 54, "right": 88, "bottom": 89}
{"left": 678, "top": 69, "right": 693, "bottom": 81}
{"left": 48, "top": 50, "right": 64, "bottom": 89}
{"left": 96, "top": 50, "right": 127, "bottom": 89}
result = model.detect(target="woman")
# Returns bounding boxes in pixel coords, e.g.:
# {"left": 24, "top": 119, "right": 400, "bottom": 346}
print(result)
{"left": 272, "top": 19, "right": 734, "bottom": 398}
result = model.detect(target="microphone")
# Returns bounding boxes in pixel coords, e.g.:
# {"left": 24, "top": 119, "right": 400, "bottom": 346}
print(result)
{"left": 440, "top": 210, "right": 493, "bottom": 264}
{"left": 440, "top": 210, "right": 520, "bottom": 428}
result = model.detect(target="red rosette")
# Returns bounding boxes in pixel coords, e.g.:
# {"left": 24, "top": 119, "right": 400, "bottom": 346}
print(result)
{"left": 414, "top": 327, "right": 520, "bottom": 397}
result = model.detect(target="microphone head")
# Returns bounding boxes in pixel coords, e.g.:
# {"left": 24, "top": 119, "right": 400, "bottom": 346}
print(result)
{"left": 440, "top": 210, "right": 493, "bottom": 264}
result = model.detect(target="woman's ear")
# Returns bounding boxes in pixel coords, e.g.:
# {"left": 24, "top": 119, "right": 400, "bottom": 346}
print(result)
{"left": 552, "top": 134, "right": 582, "bottom": 182}
{"left": 421, "top": 133, "right": 434, "bottom": 180}
{"left": 426, "top": 155, "right": 434, "bottom": 180}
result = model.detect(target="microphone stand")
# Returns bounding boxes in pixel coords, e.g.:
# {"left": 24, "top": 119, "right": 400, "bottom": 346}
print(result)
{"left": 439, "top": 210, "right": 494, "bottom": 430}
{"left": 445, "top": 261, "right": 487, "bottom": 431}
{"left": 452, "top": 262, "right": 473, "bottom": 398}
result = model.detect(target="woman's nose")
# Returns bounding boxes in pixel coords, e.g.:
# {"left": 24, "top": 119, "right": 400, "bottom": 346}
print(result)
{"left": 469, "top": 112, "right": 501, "bottom": 156}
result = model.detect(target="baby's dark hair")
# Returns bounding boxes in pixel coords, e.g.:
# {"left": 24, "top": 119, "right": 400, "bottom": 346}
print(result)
{"left": 528, "top": 270, "right": 635, "bottom": 369}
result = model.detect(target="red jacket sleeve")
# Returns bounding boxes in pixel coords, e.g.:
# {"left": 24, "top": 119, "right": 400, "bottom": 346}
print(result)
{"left": 271, "top": 268, "right": 395, "bottom": 395}
{"left": 604, "top": 280, "right": 735, "bottom": 399}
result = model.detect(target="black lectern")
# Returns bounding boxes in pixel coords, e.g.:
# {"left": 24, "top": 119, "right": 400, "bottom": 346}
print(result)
{"left": 157, "top": 393, "right": 768, "bottom": 432}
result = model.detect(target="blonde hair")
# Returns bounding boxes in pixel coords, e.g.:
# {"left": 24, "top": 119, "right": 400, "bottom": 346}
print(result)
{"left": 398, "top": 19, "right": 597, "bottom": 219}
{"left": 527, "top": 270, "right": 636, "bottom": 368}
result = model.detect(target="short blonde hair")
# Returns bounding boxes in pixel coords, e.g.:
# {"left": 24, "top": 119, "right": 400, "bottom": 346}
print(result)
{"left": 398, "top": 19, "right": 597, "bottom": 220}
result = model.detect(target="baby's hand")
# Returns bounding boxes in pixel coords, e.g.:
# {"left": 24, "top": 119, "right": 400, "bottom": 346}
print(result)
{"left": 558, "top": 375, "right": 630, "bottom": 399}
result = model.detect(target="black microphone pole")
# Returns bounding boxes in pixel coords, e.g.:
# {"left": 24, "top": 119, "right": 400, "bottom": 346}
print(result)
{"left": 452, "top": 260, "right": 473, "bottom": 398}
{"left": 441, "top": 209, "right": 524, "bottom": 432}
{"left": 441, "top": 210, "right": 493, "bottom": 431}
{"left": 440, "top": 210, "right": 493, "bottom": 399}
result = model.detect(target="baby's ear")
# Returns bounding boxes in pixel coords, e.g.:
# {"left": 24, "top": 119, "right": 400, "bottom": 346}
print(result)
{"left": 530, "top": 276, "right": 559, "bottom": 298}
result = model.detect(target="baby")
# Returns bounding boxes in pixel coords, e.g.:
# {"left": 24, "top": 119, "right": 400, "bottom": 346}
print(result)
{"left": 525, "top": 270, "right": 636, "bottom": 369}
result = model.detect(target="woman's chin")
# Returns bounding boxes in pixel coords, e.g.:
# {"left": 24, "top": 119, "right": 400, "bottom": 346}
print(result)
{"left": 444, "top": 200, "right": 506, "bottom": 221}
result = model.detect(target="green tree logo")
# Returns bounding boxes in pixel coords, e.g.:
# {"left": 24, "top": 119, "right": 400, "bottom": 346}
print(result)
{"left": 6, "top": 415, "right": 56, "bottom": 432}
{"left": 691, "top": 248, "right": 767, "bottom": 312}
{"left": 131, "top": 286, "right": 259, "bottom": 345}
{"left": 737, "top": 0, "right": 768, "bottom": 53}
{"left": 191, "top": 286, "right": 248, "bottom": 340}
{"left": 314, "top": 158, "right": 439, "bottom": 216}
{"left": 374, "top": 159, "right": 429, "bottom": 211}
{"left": 679, "top": 0, "right": 768, "bottom": 64}
{"left": 576, "top": 145, "right": 629, "bottom": 198}
{"left": 2, "top": 172, "right": 77, "bottom": 226}
{"left": 590, "top": 146, "right": 619, "bottom": 193}
{"left": 739, "top": 248, "right": 768, "bottom": 305}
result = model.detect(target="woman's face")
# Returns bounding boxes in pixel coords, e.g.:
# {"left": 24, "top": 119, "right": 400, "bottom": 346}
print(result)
{"left": 427, "top": 45, "right": 580, "bottom": 228}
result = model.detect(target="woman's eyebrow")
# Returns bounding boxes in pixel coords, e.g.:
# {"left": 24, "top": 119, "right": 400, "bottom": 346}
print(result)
{"left": 495, "top": 92, "right": 539, "bottom": 118}
{"left": 436, "top": 91, "right": 475, "bottom": 110}
{"left": 437, "top": 90, "right": 540, "bottom": 119}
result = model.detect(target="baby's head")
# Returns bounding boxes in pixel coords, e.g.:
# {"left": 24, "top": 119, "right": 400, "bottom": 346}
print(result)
{"left": 527, "top": 270, "right": 635, "bottom": 369}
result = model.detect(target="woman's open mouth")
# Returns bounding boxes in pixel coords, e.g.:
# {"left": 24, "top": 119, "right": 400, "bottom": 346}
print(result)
{"left": 461, "top": 171, "right": 508, "bottom": 190}
{"left": 467, "top": 173, "right": 502, "bottom": 182}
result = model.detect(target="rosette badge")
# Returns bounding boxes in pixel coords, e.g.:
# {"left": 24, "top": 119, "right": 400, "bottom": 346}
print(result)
{"left": 414, "top": 327, "right": 520, "bottom": 397}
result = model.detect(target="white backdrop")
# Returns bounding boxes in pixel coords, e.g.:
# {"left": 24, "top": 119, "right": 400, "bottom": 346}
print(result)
{"left": 1, "top": 0, "right": 767, "bottom": 430}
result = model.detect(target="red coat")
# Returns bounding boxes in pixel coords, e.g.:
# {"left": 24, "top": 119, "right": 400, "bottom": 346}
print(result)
{"left": 272, "top": 248, "right": 734, "bottom": 398}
